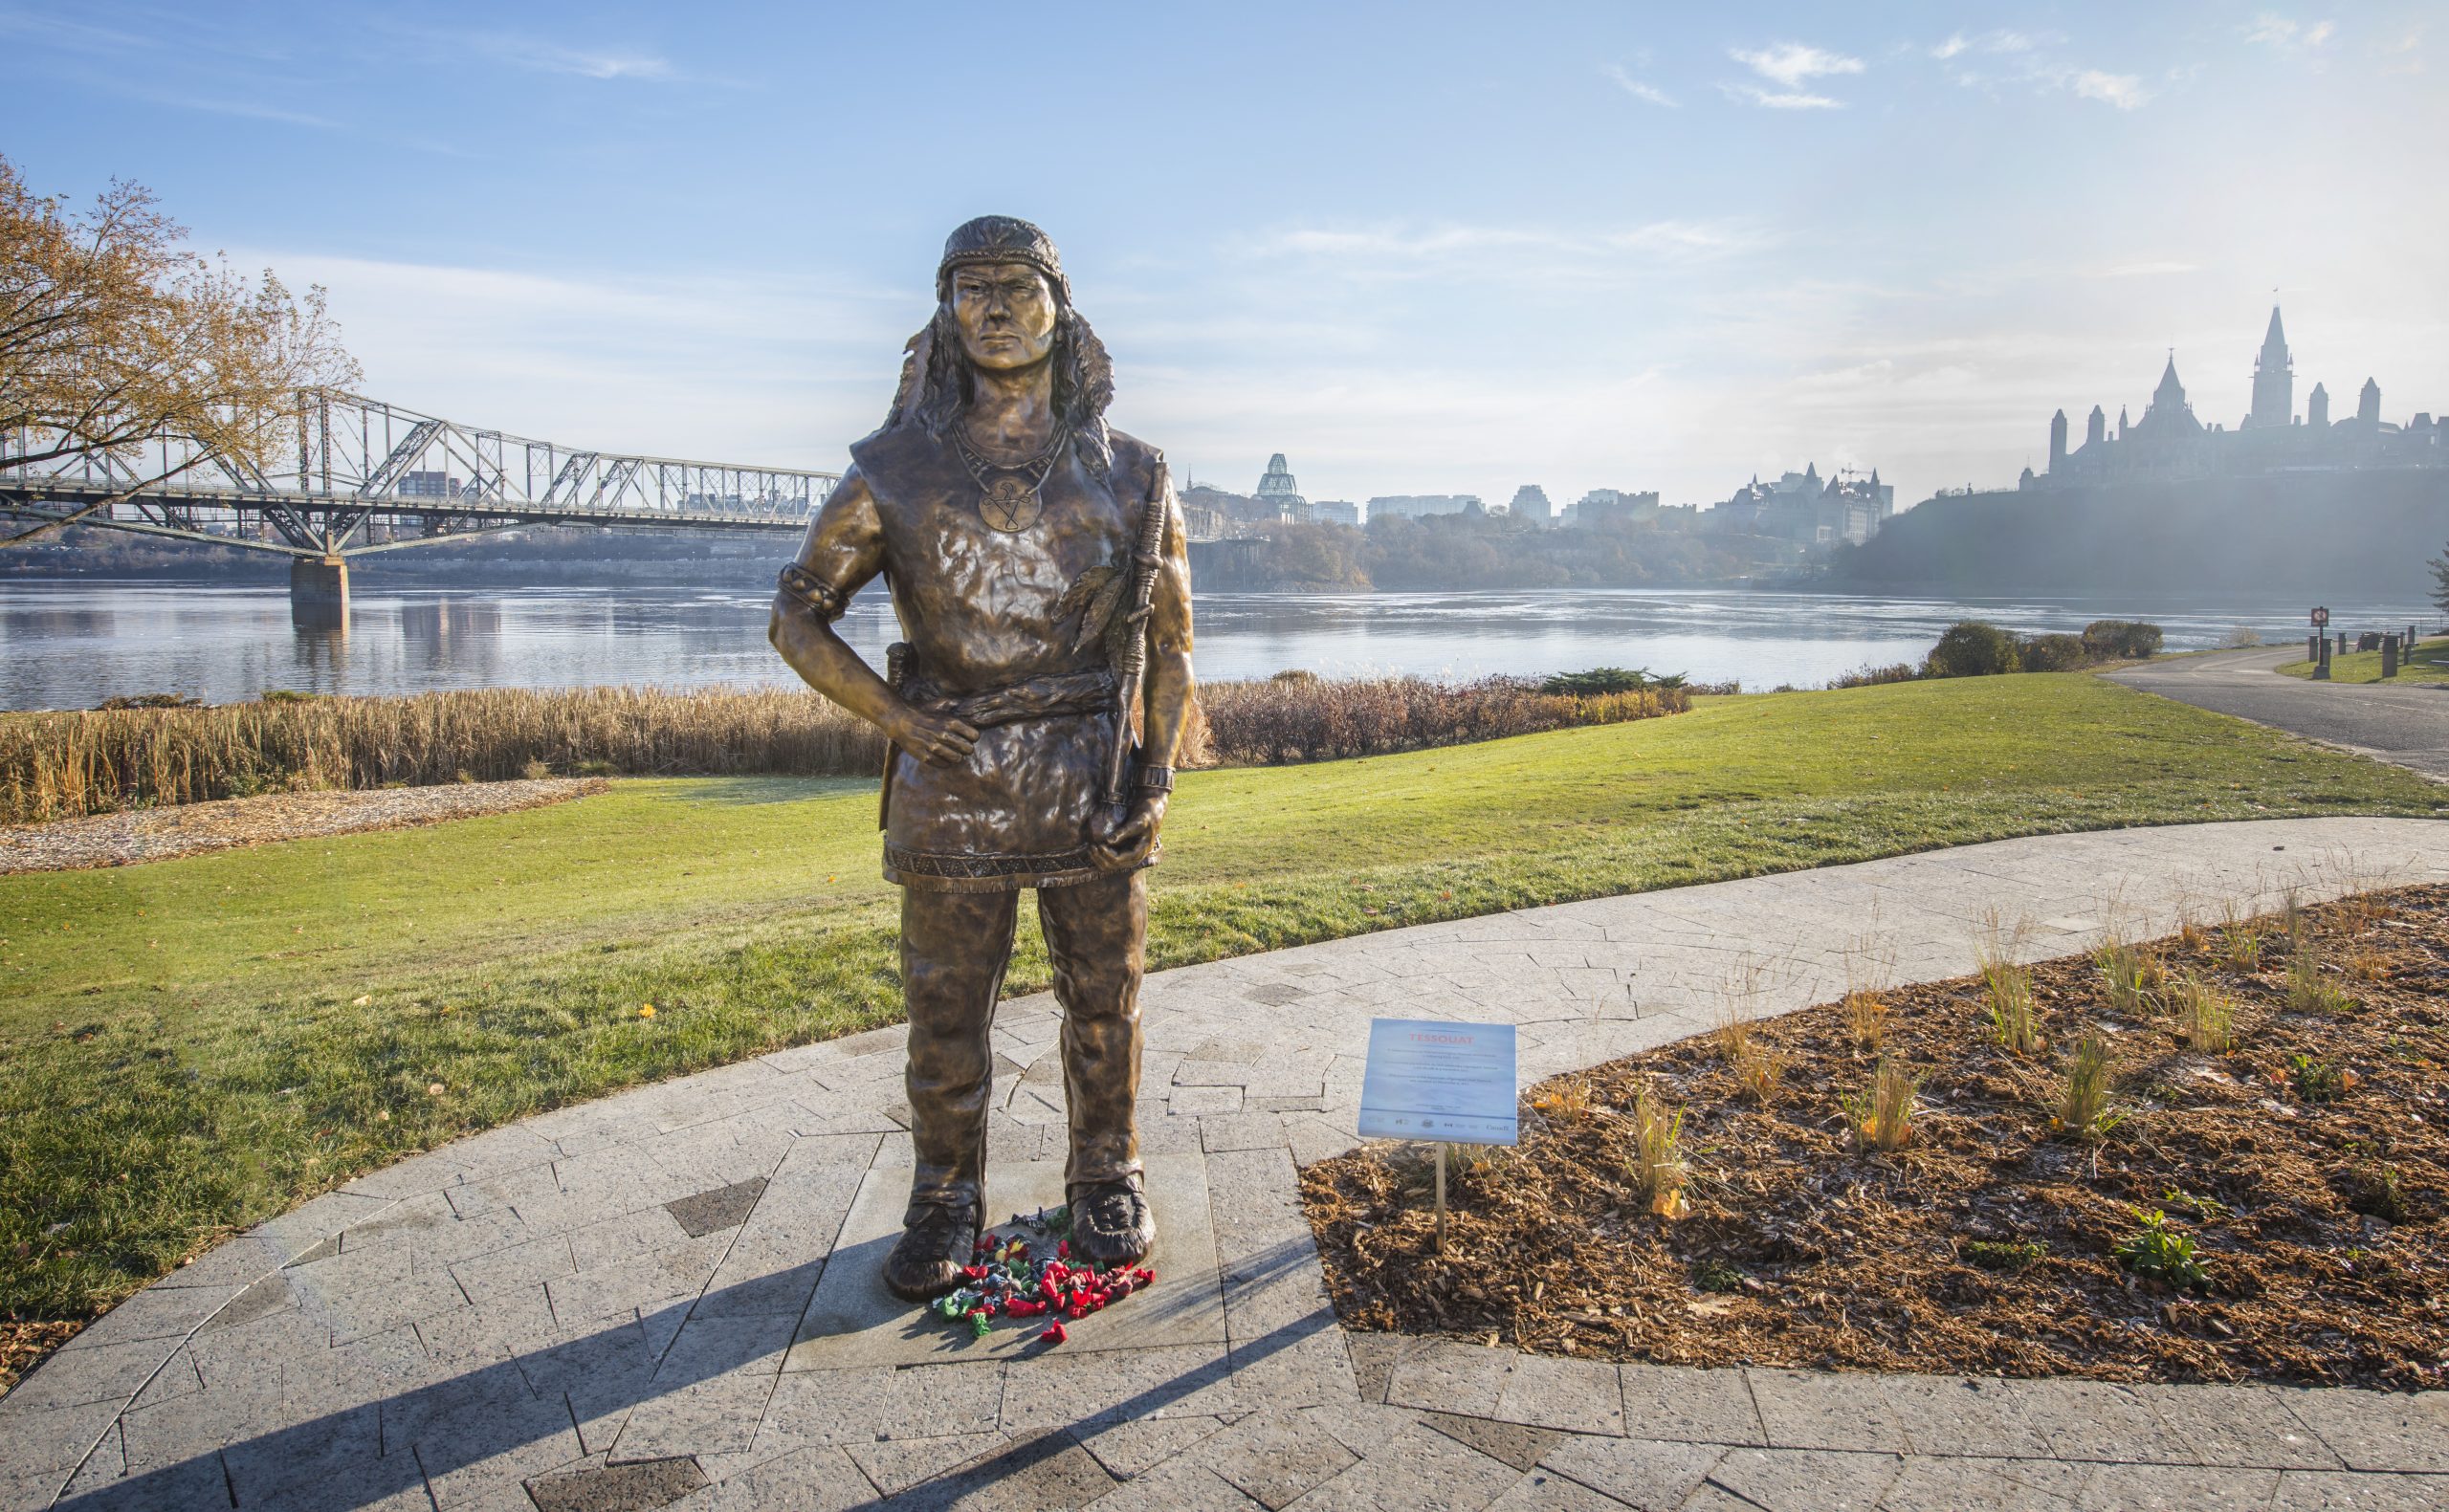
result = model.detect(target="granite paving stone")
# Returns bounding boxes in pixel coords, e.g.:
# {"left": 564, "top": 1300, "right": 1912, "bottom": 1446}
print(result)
{"left": 2265, "top": 1470, "right": 2449, "bottom": 1511}
{"left": 1531, "top": 1434, "right": 1727, "bottom": 1512}
{"left": 1698, "top": 1447, "right": 1902, "bottom": 1511}
{"left": 1618, "top": 1366, "right": 1765, "bottom": 1447}
{"left": 1484, "top": 1467, "right": 1641, "bottom": 1511}
{"left": 2074, "top": 1461, "right": 2284, "bottom": 1510}
{"left": 5, "top": 821, "right": 2444, "bottom": 1509}
{"left": 1196, "top": 1411, "right": 1360, "bottom": 1509}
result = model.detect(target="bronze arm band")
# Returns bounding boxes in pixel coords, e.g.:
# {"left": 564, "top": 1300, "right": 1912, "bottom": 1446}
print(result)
{"left": 1132, "top": 764, "right": 1175, "bottom": 795}
{"left": 778, "top": 562, "right": 849, "bottom": 622}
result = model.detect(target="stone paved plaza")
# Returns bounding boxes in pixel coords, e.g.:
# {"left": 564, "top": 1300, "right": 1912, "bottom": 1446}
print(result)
{"left": 6, "top": 819, "right": 2447, "bottom": 1511}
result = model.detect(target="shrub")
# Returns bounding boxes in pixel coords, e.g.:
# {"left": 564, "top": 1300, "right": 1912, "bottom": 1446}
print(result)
{"left": 2082, "top": 620, "right": 2165, "bottom": 660}
{"left": 2218, "top": 625, "right": 2262, "bottom": 648}
{"left": 2016, "top": 632, "right": 2092, "bottom": 672}
{"left": 1923, "top": 621, "right": 2020, "bottom": 678}
{"left": 1541, "top": 667, "right": 1682, "bottom": 695}
{"left": 1829, "top": 662, "right": 1919, "bottom": 690}
{"left": 2114, "top": 1208, "right": 2210, "bottom": 1290}
{"left": 1713, "top": 1013, "right": 1786, "bottom": 1104}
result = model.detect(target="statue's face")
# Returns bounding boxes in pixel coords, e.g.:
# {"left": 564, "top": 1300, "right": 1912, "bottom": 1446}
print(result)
{"left": 948, "top": 261, "right": 1059, "bottom": 373}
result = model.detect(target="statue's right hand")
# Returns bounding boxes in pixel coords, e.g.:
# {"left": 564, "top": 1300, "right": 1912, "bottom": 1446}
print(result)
{"left": 887, "top": 705, "right": 980, "bottom": 766}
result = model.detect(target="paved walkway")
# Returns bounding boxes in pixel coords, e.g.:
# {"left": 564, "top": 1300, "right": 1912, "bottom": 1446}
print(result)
{"left": 6, "top": 819, "right": 2448, "bottom": 1512}
{"left": 2112, "top": 646, "right": 2449, "bottom": 778}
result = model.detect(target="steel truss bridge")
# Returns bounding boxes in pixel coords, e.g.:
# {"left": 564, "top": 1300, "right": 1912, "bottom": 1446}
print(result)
{"left": 0, "top": 392, "right": 839, "bottom": 569}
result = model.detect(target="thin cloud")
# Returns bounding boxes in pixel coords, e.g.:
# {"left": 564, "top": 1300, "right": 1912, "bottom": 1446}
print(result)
{"left": 1932, "top": 31, "right": 2038, "bottom": 60}
{"left": 1246, "top": 218, "right": 1771, "bottom": 287}
{"left": 2243, "top": 14, "right": 2337, "bottom": 51}
{"left": 468, "top": 34, "right": 675, "bottom": 80}
{"left": 1721, "top": 83, "right": 1843, "bottom": 110}
{"left": 1730, "top": 42, "right": 1865, "bottom": 88}
{"left": 2072, "top": 70, "right": 2151, "bottom": 109}
{"left": 1602, "top": 63, "right": 1676, "bottom": 107}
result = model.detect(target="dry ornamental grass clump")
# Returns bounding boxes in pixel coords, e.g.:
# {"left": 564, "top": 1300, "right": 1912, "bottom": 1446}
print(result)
{"left": 1301, "top": 884, "right": 2449, "bottom": 1390}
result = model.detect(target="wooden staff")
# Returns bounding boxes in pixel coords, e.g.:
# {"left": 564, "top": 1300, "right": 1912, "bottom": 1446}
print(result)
{"left": 1102, "top": 461, "right": 1170, "bottom": 808}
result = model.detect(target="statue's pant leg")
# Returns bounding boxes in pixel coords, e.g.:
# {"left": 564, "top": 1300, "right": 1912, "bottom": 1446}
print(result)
{"left": 1036, "top": 870, "right": 1147, "bottom": 1191}
{"left": 901, "top": 887, "right": 1019, "bottom": 1214}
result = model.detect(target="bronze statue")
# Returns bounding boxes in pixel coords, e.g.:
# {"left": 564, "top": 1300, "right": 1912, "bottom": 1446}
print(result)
{"left": 770, "top": 216, "right": 1194, "bottom": 1300}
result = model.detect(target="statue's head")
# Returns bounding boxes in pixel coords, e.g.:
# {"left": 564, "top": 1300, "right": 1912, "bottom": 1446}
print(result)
{"left": 890, "top": 215, "right": 1114, "bottom": 473}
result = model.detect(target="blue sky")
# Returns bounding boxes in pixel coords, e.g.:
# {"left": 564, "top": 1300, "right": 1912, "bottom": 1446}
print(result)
{"left": 7, "top": 1, "right": 2443, "bottom": 511}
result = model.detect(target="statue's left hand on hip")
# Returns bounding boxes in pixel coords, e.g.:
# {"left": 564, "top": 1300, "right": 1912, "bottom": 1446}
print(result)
{"left": 1090, "top": 793, "right": 1167, "bottom": 872}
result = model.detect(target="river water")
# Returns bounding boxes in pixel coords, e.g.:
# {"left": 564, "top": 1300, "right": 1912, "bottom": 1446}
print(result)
{"left": 0, "top": 580, "right": 2431, "bottom": 711}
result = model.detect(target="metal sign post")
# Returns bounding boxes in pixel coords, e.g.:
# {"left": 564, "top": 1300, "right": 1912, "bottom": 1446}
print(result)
{"left": 1357, "top": 1019, "right": 1519, "bottom": 1259}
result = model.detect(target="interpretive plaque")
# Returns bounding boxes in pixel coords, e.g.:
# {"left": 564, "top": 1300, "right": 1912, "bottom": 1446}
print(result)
{"left": 1357, "top": 1018, "right": 1519, "bottom": 1145}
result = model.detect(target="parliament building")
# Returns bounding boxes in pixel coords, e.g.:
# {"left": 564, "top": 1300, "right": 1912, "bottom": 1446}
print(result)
{"left": 2026, "top": 308, "right": 2445, "bottom": 489}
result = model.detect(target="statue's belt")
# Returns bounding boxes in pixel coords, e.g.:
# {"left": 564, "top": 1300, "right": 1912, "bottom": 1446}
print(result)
{"left": 899, "top": 667, "right": 1118, "bottom": 730}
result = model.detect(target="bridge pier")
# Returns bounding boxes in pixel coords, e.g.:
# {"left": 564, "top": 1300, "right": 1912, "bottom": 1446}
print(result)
{"left": 290, "top": 556, "right": 349, "bottom": 626}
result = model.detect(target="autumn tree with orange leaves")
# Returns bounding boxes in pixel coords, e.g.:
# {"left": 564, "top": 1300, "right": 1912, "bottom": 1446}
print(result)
{"left": 0, "top": 152, "right": 357, "bottom": 543}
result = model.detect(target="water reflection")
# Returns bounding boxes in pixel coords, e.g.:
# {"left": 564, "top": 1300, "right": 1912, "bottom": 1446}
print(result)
{"left": 0, "top": 579, "right": 2431, "bottom": 712}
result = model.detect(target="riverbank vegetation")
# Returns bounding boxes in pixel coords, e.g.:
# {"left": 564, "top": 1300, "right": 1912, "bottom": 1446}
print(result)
{"left": 3, "top": 672, "right": 2441, "bottom": 1372}
{"left": 1834, "top": 619, "right": 2163, "bottom": 688}
{"left": 0, "top": 674, "right": 1687, "bottom": 825}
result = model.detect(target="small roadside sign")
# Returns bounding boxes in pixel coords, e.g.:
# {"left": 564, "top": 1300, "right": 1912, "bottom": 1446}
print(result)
{"left": 2311, "top": 606, "right": 2329, "bottom": 627}
{"left": 1357, "top": 1019, "right": 1519, "bottom": 1146}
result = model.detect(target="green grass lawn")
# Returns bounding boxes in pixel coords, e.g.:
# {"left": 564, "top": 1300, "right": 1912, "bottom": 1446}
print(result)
{"left": 4, "top": 671, "right": 2443, "bottom": 1336}
{"left": 2275, "top": 634, "right": 2449, "bottom": 685}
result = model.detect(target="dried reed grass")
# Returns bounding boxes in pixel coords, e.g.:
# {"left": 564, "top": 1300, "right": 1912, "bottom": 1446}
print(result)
{"left": 0, "top": 673, "right": 1688, "bottom": 825}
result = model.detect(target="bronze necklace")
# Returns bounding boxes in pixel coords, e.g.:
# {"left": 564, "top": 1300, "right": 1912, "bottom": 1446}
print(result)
{"left": 953, "top": 422, "right": 1069, "bottom": 533}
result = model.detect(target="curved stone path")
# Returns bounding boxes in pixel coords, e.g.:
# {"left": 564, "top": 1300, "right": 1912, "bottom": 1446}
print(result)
{"left": 5, "top": 819, "right": 2447, "bottom": 1512}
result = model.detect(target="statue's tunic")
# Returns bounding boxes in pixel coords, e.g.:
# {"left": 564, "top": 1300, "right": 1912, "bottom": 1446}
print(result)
{"left": 808, "top": 423, "right": 1170, "bottom": 892}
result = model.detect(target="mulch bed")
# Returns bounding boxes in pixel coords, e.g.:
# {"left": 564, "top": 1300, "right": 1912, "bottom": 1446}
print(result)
{"left": 1303, "top": 887, "right": 2449, "bottom": 1389}
{"left": 0, "top": 778, "right": 608, "bottom": 874}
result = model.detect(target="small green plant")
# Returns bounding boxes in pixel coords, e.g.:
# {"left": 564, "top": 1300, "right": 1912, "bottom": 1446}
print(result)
{"left": 258, "top": 688, "right": 320, "bottom": 703}
{"left": 2288, "top": 1054, "right": 2351, "bottom": 1104}
{"left": 1962, "top": 1238, "right": 2048, "bottom": 1273}
{"left": 2345, "top": 1162, "right": 2411, "bottom": 1223}
{"left": 1690, "top": 1258, "right": 1748, "bottom": 1293}
{"left": 2052, "top": 1032, "right": 2127, "bottom": 1140}
{"left": 2170, "top": 973, "right": 2236, "bottom": 1052}
{"left": 1842, "top": 1056, "right": 1918, "bottom": 1152}
{"left": 2161, "top": 1187, "right": 2231, "bottom": 1223}
{"left": 2114, "top": 1208, "right": 2211, "bottom": 1291}
{"left": 2217, "top": 923, "right": 2263, "bottom": 971}
{"left": 519, "top": 757, "right": 552, "bottom": 781}
{"left": 1626, "top": 1081, "right": 1688, "bottom": 1217}
{"left": 2286, "top": 937, "right": 2352, "bottom": 1015}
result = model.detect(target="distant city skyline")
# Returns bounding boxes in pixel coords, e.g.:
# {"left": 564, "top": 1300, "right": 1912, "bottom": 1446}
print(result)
{"left": 5, "top": 1, "right": 2442, "bottom": 511}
